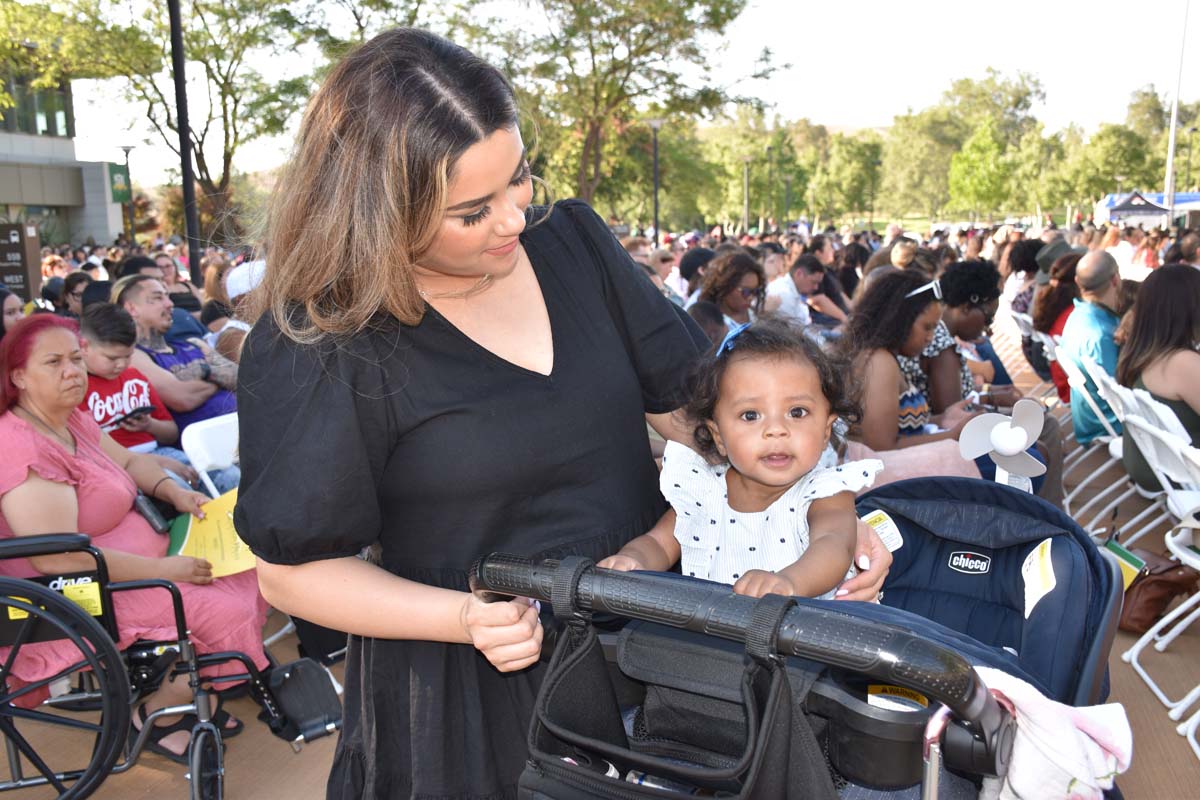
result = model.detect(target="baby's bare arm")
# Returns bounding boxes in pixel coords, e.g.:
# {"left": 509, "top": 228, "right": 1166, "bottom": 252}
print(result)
{"left": 776, "top": 492, "right": 857, "bottom": 597}
{"left": 597, "top": 508, "right": 681, "bottom": 571}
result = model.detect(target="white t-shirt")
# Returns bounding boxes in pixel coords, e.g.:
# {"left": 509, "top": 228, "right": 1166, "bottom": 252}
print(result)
{"left": 766, "top": 274, "right": 811, "bottom": 325}
{"left": 660, "top": 441, "right": 882, "bottom": 598}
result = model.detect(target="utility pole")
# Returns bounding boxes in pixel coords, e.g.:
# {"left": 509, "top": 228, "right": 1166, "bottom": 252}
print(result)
{"left": 120, "top": 145, "right": 135, "bottom": 243}
{"left": 167, "top": 0, "right": 203, "bottom": 283}
{"left": 742, "top": 156, "right": 752, "bottom": 234}
{"left": 647, "top": 119, "right": 664, "bottom": 246}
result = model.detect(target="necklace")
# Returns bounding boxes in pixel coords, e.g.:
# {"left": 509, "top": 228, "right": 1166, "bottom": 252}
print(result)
{"left": 417, "top": 274, "right": 494, "bottom": 301}
{"left": 15, "top": 405, "right": 76, "bottom": 452}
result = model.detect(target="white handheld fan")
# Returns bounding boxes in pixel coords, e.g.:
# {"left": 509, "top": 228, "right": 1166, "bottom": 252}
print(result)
{"left": 958, "top": 398, "right": 1046, "bottom": 493}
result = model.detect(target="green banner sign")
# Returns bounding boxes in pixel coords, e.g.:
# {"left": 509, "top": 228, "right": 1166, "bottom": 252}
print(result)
{"left": 108, "top": 163, "right": 132, "bottom": 203}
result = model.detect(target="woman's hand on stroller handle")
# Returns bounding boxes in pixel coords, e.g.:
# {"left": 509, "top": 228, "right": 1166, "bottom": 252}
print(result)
{"left": 460, "top": 593, "right": 543, "bottom": 673}
{"left": 834, "top": 520, "right": 892, "bottom": 601}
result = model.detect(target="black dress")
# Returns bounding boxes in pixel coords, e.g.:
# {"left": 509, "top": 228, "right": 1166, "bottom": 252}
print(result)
{"left": 234, "top": 200, "right": 705, "bottom": 799}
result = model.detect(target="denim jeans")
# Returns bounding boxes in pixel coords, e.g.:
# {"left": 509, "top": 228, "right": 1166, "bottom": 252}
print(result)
{"left": 151, "top": 445, "right": 240, "bottom": 495}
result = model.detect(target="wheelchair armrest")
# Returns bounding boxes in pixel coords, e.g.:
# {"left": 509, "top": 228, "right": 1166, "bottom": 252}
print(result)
{"left": 0, "top": 533, "right": 92, "bottom": 561}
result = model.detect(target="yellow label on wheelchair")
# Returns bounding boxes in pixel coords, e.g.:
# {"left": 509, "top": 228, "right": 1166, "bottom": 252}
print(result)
{"left": 1, "top": 572, "right": 116, "bottom": 643}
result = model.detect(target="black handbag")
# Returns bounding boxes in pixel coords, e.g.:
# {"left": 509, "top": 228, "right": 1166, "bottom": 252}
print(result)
{"left": 519, "top": 557, "right": 837, "bottom": 799}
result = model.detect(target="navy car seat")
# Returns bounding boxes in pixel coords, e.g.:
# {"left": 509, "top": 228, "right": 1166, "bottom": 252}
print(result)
{"left": 857, "top": 478, "right": 1122, "bottom": 706}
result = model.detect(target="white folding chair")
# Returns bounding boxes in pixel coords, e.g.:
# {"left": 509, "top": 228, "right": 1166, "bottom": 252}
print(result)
{"left": 1080, "top": 373, "right": 1173, "bottom": 543}
{"left": 1119, "top": 423, "right": 1200, "bottom": 764}
{"left": 1055, "top": 347, "right": 1127, "bottom": 519}
{"left": 180, "top": 412, "right": 239, "bottom": 498}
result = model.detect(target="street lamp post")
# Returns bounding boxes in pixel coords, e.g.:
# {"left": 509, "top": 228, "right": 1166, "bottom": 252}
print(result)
{"left": 1187, "top": 127, "right": 1198, "bottom": 191}
{"left": 119, "top": 145, "right": 135, "bottom": 243}
{"left": 1116, "top": 175, "right": 1126, "bottom": 197}
{"left": 647, "top": 119, "right": 664, "bottom": 246}
{"left": 167, "top": 0, "right": 203, "bottom": 283}
{"left": 742, "top": 156, "right": 752, "bottom": 234}
{"left": 784, "top": 175, "right": 793, "bottom": 224}
{"left": 766, "top": 145, "right": 774, "bottom": 231}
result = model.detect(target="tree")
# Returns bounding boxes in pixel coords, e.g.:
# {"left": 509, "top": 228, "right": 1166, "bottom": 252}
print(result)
{"left": 0, "top": 1, "right": 150, "bottom": 115}
{"left": 1126, "top": 85, "right": 1167, "bottom": 141}
{"left": 948, "top": 119, "right": 1011, "bottom": 217}
{"left": 940, "top": 68, "right": 1044, "bottom": 150}
{"left": 880, "top": 107, "right": 967, "bottom": 219}
{"left": 466, "top": 0, "right": 769, "bottom": 204}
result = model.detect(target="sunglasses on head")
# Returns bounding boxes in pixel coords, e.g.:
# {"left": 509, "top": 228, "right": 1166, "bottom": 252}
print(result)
{"left": 904, "top": 279, "right": 942, "bottom": 300}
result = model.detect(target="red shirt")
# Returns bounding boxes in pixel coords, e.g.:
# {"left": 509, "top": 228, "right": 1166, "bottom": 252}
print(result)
{"left": 1048, "top": 305, "right": 1075, "bottom": 404}
{"left": 80, "top": 367, "right": 173, "bottom": 449}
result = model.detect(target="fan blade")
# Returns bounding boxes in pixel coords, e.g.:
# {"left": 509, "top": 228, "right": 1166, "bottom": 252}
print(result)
{"left": 1010, "top": 398, "right": 1045, "bottom": 445}
{"left": 958, "top": 413, "right": 1011, "bottom": 459}
{"left": 993, "top": 450, "right": 1047, "bottom": 478}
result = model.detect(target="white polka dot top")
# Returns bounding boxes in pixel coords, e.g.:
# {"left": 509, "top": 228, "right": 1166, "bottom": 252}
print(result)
{"left": 661, "top": 441, "right": 883, "bottom": 599}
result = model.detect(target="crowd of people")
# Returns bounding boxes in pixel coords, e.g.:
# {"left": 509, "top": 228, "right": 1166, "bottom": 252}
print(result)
{"left": 0, "top": 241, "right": 268, "bottom": 762}
{"left": 0, "top": 25, "right": 1196, "bottom": 799}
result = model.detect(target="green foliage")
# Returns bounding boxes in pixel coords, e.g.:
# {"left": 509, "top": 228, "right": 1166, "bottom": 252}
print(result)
{"left": 881, "top": 107, "right": 967, "bottom": 219}
{"left": 948, "top": 119, "right": 1010, "bottom": 215}
{"left": 462, "top": 0, "right": 763, "bottom": 205}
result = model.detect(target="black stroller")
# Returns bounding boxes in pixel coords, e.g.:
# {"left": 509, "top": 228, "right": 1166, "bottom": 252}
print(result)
{"left": 0, "top": 533, "right": 343, "bottom": 799}
{"left": 470, "top": 479, "right": 1124, "bottom": 799}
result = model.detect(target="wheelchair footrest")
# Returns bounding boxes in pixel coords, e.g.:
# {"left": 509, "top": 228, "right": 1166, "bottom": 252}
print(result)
{"left": 260, "top": 657, "right": 342, "bottom": 749}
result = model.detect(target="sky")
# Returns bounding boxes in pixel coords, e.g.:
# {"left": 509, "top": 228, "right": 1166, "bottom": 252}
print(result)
{"left": 71, "top": 0, "right": 1199, "bottom": 187}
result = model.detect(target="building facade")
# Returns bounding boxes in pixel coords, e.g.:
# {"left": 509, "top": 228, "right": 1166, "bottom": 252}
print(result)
{"left": 0, "top": 74, "right": 125, "bottom": 246}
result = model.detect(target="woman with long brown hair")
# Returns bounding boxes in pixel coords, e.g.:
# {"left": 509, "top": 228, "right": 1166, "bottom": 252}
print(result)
{"left": 232, "top": 28, "right": 892, "bottom": 799}
{"left": 1031, "top": 253, "right": 1083, "bottom": 403}
{"left": 1115, "top": 265, "right": 1200, "bottom": 490}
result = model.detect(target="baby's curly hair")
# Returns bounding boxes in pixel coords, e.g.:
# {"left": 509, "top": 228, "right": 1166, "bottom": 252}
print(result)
{"left": 686, "top": 318, "right": 861, "bottom": 461}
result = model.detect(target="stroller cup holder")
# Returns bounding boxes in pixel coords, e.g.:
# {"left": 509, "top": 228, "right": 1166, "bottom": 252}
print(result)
{"left": 471, "top": 554, "right": 1017, "bottom": 796}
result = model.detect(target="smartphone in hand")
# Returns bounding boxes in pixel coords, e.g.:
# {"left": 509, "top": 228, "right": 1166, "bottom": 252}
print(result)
{"left": 113, "top": 405, "right": 156, "bottom": 426}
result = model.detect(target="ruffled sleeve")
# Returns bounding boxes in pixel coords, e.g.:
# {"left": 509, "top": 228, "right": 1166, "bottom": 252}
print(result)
{"left": 794, "top": 459, "right": 884, "bottom": 502}
{"left": 660, "top": 441, "right": 728, "bottom": 567}
{"left": 0, "top": 413, "right": 81, "bottom": 497}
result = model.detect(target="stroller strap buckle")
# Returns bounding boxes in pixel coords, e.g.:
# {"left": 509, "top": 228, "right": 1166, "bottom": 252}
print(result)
{"left": 746, "top": 594, "right": 796, "bottom": 665}
{"left": 550, "top": 556, "right": 594, "bottom": 624}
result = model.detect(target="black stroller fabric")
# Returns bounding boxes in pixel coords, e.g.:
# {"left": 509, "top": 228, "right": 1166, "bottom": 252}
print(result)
{"left": 522, "top": 582, "right": 838, "bottom": 800}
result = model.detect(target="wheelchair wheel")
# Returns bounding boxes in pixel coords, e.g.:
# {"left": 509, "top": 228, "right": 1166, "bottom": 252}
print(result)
{"left": 187, "top": 724, "right": 223, "bottom": 800}
{"left": 0, "top": 577, "right": 130, "bottom": 799}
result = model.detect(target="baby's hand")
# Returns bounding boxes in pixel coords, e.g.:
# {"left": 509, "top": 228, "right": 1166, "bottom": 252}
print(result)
{"left": 733, "top": 570, "right": 795, "bottom": 599}
{"left": 597, "top": 554, "right": 644, "bottom": 572}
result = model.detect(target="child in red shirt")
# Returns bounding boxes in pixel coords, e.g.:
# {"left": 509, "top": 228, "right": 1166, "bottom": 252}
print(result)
{"left": 79, "top": 305, "right": 201, "bottom": 485}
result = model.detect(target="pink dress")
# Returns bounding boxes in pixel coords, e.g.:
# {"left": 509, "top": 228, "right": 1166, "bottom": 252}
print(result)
{"left": 0, "top": 409, "right": 268, "bottom": 698}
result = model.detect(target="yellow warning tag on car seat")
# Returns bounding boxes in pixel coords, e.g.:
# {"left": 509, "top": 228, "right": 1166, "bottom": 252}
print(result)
{"left": 867, "top": 684, "right": 929, "bottom": 711}
{"left": 860, "top": 510, "right": 903, "bottom": 552}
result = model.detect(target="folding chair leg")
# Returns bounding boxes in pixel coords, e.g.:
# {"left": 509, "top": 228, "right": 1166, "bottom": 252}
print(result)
{"left": 1169, "top": 683, "right": 1200, "bottom": 722}
{"left": 325, "top": 665, "right": 344, "bottom": 696}
{"left": 1082, "top": 484, "right": 1139, "bottom": 533}
{"left": 1177, "top": 706, "right": 1200, "bottom": 760}
{"left": 1123, "top": 507, "right": 1172, "bottom": 549}
{"left": 1071, "top": 468, "right": 1129, "bottom": 523}
{"left": 264, "top": 617, "right": 297, "bottom": 648}
{"left": 1155, "top": 596, "right": 1200, "bottom": 651}
{"left": 1121, "top": 590, "right": 1200, "bottom": 710}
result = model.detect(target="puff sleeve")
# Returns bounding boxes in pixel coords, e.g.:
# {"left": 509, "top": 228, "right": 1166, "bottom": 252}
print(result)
{"left": 233, "top": 317, "right": 395, "bottom": 565}
{"left": 798, "top": 459, "right": 884, "bottom": 501}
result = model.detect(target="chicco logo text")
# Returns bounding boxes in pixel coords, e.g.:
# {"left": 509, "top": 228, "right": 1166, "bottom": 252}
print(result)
{"left": 948, "top": 552, "right": 991, "bottom": 575}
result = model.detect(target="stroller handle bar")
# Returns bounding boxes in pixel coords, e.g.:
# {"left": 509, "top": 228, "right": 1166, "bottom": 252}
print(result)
{"left": 472, "top": 553, "right": 1015, "bottom": 778}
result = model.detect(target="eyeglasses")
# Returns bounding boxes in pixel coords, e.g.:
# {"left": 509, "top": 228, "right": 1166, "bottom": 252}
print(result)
{"left": 737, "top": 286, "right": 765, "bottom": 300}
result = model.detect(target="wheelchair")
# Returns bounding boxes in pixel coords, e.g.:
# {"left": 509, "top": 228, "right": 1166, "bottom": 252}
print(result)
{"left": 0, "top": 533, "right": 344, "bottom": 799}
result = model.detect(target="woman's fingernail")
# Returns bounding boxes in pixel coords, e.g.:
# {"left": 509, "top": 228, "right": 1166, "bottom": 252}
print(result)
{"left": 835, "top": 589, "right": 849, "bottom": 597}
{"left": 857, "top": 554, "right": 870, "bottom": 570}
